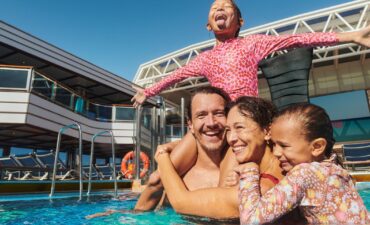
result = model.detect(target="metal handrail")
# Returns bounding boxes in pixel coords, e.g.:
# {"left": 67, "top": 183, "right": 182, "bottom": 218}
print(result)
{"left": 49, "top": 122, "right": 83, "bottom": 201}
{"left": 135, "top": 106, "right": 142, "bottom": 179}
{"left": 87, "top": 130, "right": 118, "bottom": 198}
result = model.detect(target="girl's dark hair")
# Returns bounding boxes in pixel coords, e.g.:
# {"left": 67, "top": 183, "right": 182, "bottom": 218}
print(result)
{"left": 226, "top": 96, "right": 277, "bottom": 129}
{"left": 231, "top": 1, "right": 242, "bottom": 37}
{"left": 275, "top": 103, "right": 335, "bottom": 157}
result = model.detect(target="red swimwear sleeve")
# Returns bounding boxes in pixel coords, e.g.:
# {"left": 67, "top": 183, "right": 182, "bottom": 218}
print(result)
{"left": 251, "top": 32, "right": 338, "bottom": 61}
{"left": 143, "top": 53, "right": 207, "bottom": 98}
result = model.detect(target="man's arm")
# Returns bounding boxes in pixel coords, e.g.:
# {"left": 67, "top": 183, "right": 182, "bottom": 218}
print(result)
{"left": 156, "top": 150, "right": 239, "bottom": 219}
{"left": 134, "top": 132, "right": 197, "bottom": 211}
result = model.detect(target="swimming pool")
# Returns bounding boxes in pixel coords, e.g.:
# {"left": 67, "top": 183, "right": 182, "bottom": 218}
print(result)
{"left": 1, "top": 189, "right": 370, "bottom": 225}
{"left": 0, "top": 192, "right": 217, "bottom": 225}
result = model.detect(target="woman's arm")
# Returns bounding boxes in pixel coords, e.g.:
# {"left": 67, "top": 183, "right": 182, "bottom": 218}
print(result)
{"left": 156, "top": 150, "right": 239, "bottom": 219}
{"left": 218, "top": 146, "right": 239, "bottom": 187}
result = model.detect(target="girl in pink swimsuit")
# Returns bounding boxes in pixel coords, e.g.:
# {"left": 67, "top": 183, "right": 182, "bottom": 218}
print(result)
{"left": 238, "top": 103, "right": 369, "bottom": 224}
{"left": 134, "top": 0, "right": 370, "bottom": 212}
{"left": 132, "top": 0, "right": 370, "bottom": 106}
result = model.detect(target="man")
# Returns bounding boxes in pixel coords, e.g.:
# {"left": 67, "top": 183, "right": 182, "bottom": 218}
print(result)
{"left": 134, "top": 86, "right": 233, "bottom": 210}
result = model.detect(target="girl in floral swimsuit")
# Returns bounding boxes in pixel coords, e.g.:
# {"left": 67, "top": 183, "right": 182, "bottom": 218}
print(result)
{"left": 238, "top": 103, "right": 369, "bottom": 224}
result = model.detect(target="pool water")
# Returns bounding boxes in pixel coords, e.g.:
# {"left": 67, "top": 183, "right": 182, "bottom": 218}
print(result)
{"left": 0, "top": 193, "right": 221, "bottom": 225}
{"left": 1, "top": 190, "right": 370, "bottom": 225}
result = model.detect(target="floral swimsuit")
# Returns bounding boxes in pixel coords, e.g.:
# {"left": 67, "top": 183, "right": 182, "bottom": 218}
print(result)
{"left": 239, "top": 161, "right": 369, "bottom": 224}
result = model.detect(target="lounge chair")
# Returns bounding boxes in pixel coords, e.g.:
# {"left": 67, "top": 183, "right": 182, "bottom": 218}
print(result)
{"left": 259, "top": 47, "right": 313, "bottom": 111}
{"left": 82, "top": 165, "right": 100, "bottom": 180}
{"left": 0, "top": 156, "right": 29, "bottom": 180}
{"left": 11, "top": 154, "right": 48, "bottom": 180}
{"left": 342, "top": 143, "right": 370, "bottom": 171}
{"left": 33, "top": 150, "right": 75, "bottom": 180}
{"left": 95, "top": 164, "right": 114, "bottom": 180}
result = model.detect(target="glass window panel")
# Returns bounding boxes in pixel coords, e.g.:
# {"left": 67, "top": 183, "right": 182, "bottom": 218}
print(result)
{"left": 116, "top": 107, "right": 135, "bottom": 121}
{"left": 172, "top": 126, "right": 181, "bottom": 137}
{"left": 96, "top": 158, "right": 105, "bottom": 165}
{"left": 0, "top": 69, "right": 29, "bottom": 88}
{"left": 96, "top": 105, "right": 112, "bottom": 121}
{"left": 311, "top": 90, "right": 370, "bottom": 120}
{"left": 166, "top": 125, "right": 171, "bottom": 136}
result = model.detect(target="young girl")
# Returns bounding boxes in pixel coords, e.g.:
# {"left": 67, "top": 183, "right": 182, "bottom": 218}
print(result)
{"left": 238, "top": 103, "right": 369, "bottom": 224}
{"left": 132, "top": 0, "right": 370, "bottom": 107}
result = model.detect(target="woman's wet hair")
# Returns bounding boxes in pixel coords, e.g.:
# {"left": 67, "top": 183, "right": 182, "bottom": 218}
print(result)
{"left": 226, "top": 96, "right": 277, "bottom": 129}
{"left": 187, "top": 86, "right": 231, "bottom": 120}
{"left": 275, "top": 103, "right": 335, "bottom": 157}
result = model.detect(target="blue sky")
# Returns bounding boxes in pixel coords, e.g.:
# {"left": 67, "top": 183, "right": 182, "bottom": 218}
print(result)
{"left": 1, "top": 0, "right": 351, "bottom": 81}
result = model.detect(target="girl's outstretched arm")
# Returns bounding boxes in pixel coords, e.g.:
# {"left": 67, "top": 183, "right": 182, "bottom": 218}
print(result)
{"left": 337, "top": 24, "right": 370, "bottom": 47}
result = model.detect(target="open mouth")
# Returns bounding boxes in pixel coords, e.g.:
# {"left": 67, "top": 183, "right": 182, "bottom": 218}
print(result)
{"left": 232, "top": 145, "right": 246, "bottom": 154}
{"left": 215, "top": 14, "right": 227, "bottom": 21}
{"left": 202, "top": 130, "right": 223, "bottom": 141}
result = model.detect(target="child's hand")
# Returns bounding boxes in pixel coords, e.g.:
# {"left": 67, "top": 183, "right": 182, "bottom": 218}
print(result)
{"left": 154, "top": 145, "right": 170, "bottom": 162}
{"left": 131, "top": 86, "right": 146, "bottom": 108}
{"left": 354, "top": 24, "right": 370, "bottom": 47}
{"left": 224, "top": 169, "right": 240, "bottom": 187}
{"left": 233, "top": 162, "right": 259, "bottom": 175}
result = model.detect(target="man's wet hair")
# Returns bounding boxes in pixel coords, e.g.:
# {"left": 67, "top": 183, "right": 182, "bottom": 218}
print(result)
{"left": 187, "top": 86, "right": 230, "bottom": 120}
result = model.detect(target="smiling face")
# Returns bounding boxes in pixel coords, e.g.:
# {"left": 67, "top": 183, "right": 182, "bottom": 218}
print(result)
{"left": 188, "top": 93, "right": 227, "bottom": 153}
{"left": 270, "top": 116, "right": 314, "bottom": 172}
{"left": 226, "top": 106, "right": 268, "bottom": 164}
{"left": 207, "top": 0, "right": 242, "bottom": 37}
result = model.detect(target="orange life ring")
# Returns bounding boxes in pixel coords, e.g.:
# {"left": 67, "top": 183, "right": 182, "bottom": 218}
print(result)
{"left": 121, "top": 151, "right": 150, "bottom": 179}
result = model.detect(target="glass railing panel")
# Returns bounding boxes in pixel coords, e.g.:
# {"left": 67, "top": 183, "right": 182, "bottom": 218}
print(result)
{"left": 96, "top": 104, "right": 112, "bottom": 121}
{"left": 142, "top": 107, "right": 152, "bottom": 129}
{"left": 32, "top": 73, "right": 54, "bottom": 98}
{"left": 73, "top": 96, "right": 86, "bottom": 115}
{"left": 115, "top": 106, "right": 135, "bottom": 121}
{"left": 87, "top": 103, "right": 98, "bottom": 120}
{"left": 0, "top": 68, "right": 29, "bottom": 89}
{"left": 54, "top": 83, "right": 74, "bottom": 109}
{"left": 166, "top": 124, "right": 187, "bottom": 138}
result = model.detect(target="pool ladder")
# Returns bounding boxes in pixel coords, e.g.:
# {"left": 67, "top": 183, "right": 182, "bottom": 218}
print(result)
{"left": 87, "top": 130, "right": 118, "bottom": 198}
{"left": 49, "top": 122, "right": 83, "bottom": 201}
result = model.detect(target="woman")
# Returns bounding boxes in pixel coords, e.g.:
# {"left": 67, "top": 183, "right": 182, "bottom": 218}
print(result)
{"left": 155, "top": 97, "right": 302, "bottom": 223}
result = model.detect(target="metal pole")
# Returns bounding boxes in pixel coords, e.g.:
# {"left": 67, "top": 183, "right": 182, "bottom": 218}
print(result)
{"left": 158, "top": 97, "right": 166, "bottom": 145}
{"left": 150, "top": 106, "right": 158, "bottom": 172}
{"left": 135, "top": 106, "right": 142, "bottom": 179}
{"left": 49, "top": 122, "right": 83, "bottom": 201}
{"left": 181, "top": 97, "right": 185, "bottom": 138}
